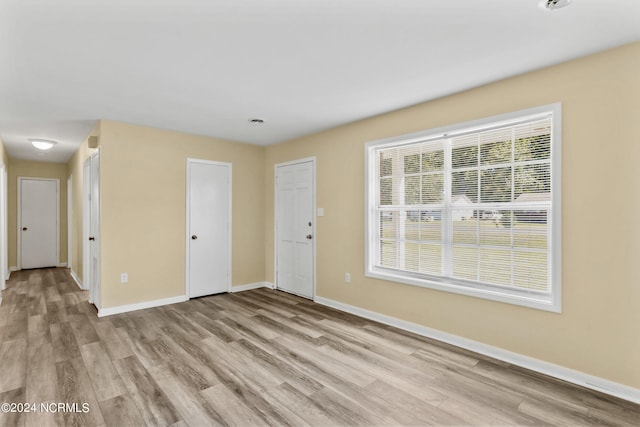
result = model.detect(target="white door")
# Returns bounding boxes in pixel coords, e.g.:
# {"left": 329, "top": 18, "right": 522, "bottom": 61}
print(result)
{"left": 67, "top": 175, "right": 72, "bottom": 270}
{"left": 19, "top": 178, "right": 59, "bottom": 269}
{"left": 83, "top": 158, "right": 91, "bottom": 292}
{"left": 187, "top": 159, "right": 231, "bottom": 298}
{"left": 90, "top": 153, "right": 100, "bottom": 306}
{"left": 275, "top": 158, "right": 315, "bottom": 299}
{"left": 83, "top": 152, "right": 100, "bottom": 305}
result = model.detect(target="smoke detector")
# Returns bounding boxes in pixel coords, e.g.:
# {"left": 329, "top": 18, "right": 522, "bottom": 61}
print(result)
{"left": 539, "top": 0, "right": 572, "bottom": 11}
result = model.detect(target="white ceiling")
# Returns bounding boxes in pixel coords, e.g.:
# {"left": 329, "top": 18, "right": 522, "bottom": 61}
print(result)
{"left": 1, "top": 0, "right": 639, "bottom": 163}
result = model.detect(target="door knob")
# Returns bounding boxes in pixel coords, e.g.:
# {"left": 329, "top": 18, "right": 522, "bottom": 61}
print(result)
{"left": 88, "top": 237, "right": 95, "bottom": 241}
{"left": 22, "top": 227, "right": 27, "bottom": 231}
{"left": 191, "top": 235, "right": 198, "bottom": 240}
{"left": 306, "top": 234, "right": 313, "bottom": 240}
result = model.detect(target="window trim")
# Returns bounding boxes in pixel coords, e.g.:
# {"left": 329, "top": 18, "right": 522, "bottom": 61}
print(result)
{"left": 364, "top": 103, "right": 562, "bottom": 312}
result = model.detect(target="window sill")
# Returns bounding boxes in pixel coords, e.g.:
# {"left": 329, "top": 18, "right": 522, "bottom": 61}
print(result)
{"left": 366, "top": 267, "right": 561, "bottom": 313}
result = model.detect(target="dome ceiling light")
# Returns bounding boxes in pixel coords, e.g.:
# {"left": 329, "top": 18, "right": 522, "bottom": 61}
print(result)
{"left": 29, "top": 139, "right": 58, "bottom": 150}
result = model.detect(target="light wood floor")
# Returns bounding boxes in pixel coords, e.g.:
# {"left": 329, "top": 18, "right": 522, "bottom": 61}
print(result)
{"left": 0, "top": 268, "right": 638, "bottom": 426}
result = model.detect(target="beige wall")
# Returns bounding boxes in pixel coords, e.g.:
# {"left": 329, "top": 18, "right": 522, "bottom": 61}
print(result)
{"left": 7, "top": 159, "right": 68, "bottom": 269}
{"left": 67, "top": 124, "right": 100, "bottom": 284}
{"left": 264, "top": 42, "right": 640, "bottom": 389}
{"left": 98, "top": 120, "right": 265, "bottom": 307}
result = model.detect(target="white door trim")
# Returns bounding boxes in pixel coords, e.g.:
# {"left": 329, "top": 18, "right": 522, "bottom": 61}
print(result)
{"left": 274, "top": 156, "right": 317, "bottom": 299}
{"left": 89, "top": 150, "right": 101, "bottom": 308}
{"left": 17, "top": 177, "right": 60, "bottom": 269}
{"left": 0, "top": 163, "right": 6, "bottom": 289}
{"left": 67, "top": 174, "right": 72, "bottom": 270}
{"left": 185, "top": 158, "right": 233, "bottom": 298}
{"left": 83, "top": 157, "right": 91, "bottom": 291}
{"left": 83, "top": 150, "right": 100, "bottom": 303}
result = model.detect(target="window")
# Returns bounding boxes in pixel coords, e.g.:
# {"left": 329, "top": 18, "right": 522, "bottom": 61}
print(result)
{"left": 365, "top": 104, "right": 561, "bottom": 312}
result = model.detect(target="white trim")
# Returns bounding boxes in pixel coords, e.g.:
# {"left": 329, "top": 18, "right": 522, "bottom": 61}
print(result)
{"left": 82, "top": 157, "right": 91, "bottom": 295}
{"left": 314, "top": 295, "right": 640, "bottom": 405}
{"left": 67, "top": 174, "right": 72, "bottom": 270}
{"left": 98, "top": 295, "right": 188, "bottom": 317}
{"left": 9, "top": 266, "right": 18, "bottom": 272}
{"left": 550, "top": 104, "right": 562, "bottom": 312}
{"left": 97, "top": 281, "right": 276, "bottom": 316}
{"left": 229, "top": 281, "right": 274, "bottom": 293}
{"left": 0, "top": 163, "right": 6, "bottom": 290}
{"left": 364, "top": 103, "right": 562, "bottom": 313}
{"left": 70, "top": 269, "right": 83, "bottom": 290}
{"left": 57, "top": 263, "right": 68, "bottom": 268}
{"left": 84, "top": 151, "right": 101, "bottom": 308}
{"left": 185, "top": 158, "right": 233, "bottom": 298}
{"left": 274, "top": 157, "right": 317, "bottom": 299}
{"left": 17, "top": 177, "right": 61, "bottom": 269}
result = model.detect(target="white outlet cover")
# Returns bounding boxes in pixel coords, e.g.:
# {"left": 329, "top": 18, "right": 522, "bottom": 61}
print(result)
{"left": 317, "top": 207, "right": 325, "bottom": 217}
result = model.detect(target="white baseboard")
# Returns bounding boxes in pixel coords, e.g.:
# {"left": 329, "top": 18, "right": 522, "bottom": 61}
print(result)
{"left": 98, "top": 281, "right": 276, "bottom": 317}
{"left": 98, "top": 295, "right": 188, "bottom": 317}
{"left": 57, "top": 262, "right": 68, "bottom": 268}
{"left": 69, "top": 270, "right": 84, "bottom": 290}
{"left": 314, "top": 296, "right": 640, "bottom": 405}
{"left": 229, "top": 281, "right": 274, "bottom": 293}
{"left": 9, "top": 266, "right": 18, "bottom": 272}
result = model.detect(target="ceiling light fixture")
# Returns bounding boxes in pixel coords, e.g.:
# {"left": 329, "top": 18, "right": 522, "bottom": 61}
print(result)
{"left": 539, "top": 0, "right": 572, "bottom": 11}
{"left": 29, "top": 138, "right": 57, "bottom": 151}
{"left": 249, "top": 118, "right": 265, "bottom": 124}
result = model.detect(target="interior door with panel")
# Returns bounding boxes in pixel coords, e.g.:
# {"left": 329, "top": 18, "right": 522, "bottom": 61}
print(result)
{"left": 187, "top": 159, "right": 231, "bottom": 298}
{"left": 19, "top": 178, "right": 59, "bottom": 269}
{"left": 83, "top": 152, "right": 100, "bottom": 305}
{"left": 275, "top": 158, "right": 315, "bottom": 299}
{"left": 89, "top": 152, "right": 101, "bottom": 307}
{"left": 0, "top": 164, "right": 6, "bottom": 289}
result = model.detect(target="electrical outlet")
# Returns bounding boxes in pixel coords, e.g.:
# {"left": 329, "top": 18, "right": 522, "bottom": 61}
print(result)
{"left": 120, "top": 273, "right": 128, "bottom": 283}
{"left": 345, "top": 272, "right": 351, "bottom": 284}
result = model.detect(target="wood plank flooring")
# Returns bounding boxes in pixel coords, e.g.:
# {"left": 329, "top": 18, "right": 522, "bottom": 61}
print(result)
{"left": 0, "top": 268, "right": 638, "bottom": 426}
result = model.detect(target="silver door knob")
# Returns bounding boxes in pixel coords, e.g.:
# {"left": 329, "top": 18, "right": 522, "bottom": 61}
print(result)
{"left": 306, "top": 234, "right": 313, "bottom": 240}
{"left": 191, "top": 235, "right": 198, "bottom": 240}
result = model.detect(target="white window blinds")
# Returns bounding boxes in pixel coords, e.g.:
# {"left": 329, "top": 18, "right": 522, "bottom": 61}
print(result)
{"left": 366, "top": 105, "right": 561, "bottom": 311}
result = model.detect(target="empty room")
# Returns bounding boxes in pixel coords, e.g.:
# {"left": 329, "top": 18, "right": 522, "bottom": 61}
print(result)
{"left": 0, "top": 0, "right": 639, "bottom": 426}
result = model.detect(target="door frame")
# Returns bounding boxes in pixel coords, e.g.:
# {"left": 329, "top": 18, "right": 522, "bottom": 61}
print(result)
{"left": 83, "top": 150, "right": 100, "bottom": 305}
{"left": 17, "top": 177, "right": 60, "bottom": 270}
{"left": 83, "top": 157, "right": 91, "bottom": 291}
{"left": 0, "top": 163, "right": 7, "bottom": 289}
{"left": 185, "top": 158, "right": 233, "bottom": 298}
{"left": 274, "top": 156, "right": 317, "bottom": 299}
{"left": 67, "top": 174, "right": 72, "bottom": 271}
